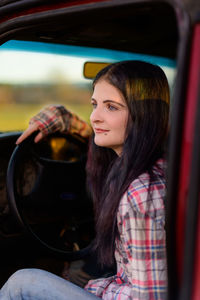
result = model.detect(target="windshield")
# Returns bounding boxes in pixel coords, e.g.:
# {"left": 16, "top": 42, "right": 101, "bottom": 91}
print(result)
{"left": 0, "top": 40, "right": 176, "bottom": 131}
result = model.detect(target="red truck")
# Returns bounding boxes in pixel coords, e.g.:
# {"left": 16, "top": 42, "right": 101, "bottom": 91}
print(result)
{"left": 0, "top": 1, "right": 199, "bottom": 299}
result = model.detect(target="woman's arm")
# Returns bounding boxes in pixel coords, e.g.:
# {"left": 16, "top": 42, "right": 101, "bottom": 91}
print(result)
{"left": 117, "top": 175, "right": 167, "bottom": 300}
{"left": 85, "top": 172, "right": 167, "bottom": 300}
{"left": 16, "top": 105, "right": 92, "bottom": 144}
{"left": 85, "top": 214, "right": 167, "bottom": 300}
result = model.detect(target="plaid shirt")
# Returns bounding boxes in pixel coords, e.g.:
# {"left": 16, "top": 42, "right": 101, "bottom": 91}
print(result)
{"left": 30, "top": 105, "right": 167, "bottom": 299}
{"left": 85, "top": 159, "right": 167, "bottom": 300}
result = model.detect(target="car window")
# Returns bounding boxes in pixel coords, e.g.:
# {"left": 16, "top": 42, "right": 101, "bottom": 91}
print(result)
{"left": 0, "top": 40, "right": 176, "bottom": 131}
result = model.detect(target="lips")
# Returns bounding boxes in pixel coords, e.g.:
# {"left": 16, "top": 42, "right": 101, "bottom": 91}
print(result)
{"left": 94, "top": 128, "right": 110, "bottom": 133}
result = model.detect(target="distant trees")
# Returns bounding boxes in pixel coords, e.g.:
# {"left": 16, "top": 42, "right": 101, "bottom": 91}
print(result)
{"left": 0, "top": 82, "right": 92, "bottom": 105}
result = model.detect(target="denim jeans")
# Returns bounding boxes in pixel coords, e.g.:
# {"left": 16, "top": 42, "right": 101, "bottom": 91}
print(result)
{"left": 0, "top": 268, "right": 99, "bottom": 300}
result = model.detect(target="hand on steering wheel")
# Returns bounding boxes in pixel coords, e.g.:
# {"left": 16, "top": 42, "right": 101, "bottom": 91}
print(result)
{"left": 16, "top": 123, "right": 44, "bottom": 145}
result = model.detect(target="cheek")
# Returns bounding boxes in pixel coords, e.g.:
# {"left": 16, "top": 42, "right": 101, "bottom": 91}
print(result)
{"left": 115, "top": 113, "right": 128, "bottom": 134}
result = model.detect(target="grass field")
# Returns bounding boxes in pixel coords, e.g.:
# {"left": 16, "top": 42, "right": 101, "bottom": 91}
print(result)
{"left": 0, "top": 103, "right": 91, "bottom": 131}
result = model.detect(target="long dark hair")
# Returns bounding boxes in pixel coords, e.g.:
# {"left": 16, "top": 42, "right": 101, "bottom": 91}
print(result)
{"left": 86, "top": 60, "right": 170, "bottom": 267}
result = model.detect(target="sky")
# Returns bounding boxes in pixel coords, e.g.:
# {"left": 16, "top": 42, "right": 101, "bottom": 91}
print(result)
{"left": 0, "top": 51, "right": 88, "bottom": 84}
{"left": 0, "top": 50, "right": 176, "bottom": 86}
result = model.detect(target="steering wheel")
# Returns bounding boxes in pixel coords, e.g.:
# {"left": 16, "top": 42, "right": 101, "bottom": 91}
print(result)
{"left": 6, "top": 132, "right": 94, "bottom": 260}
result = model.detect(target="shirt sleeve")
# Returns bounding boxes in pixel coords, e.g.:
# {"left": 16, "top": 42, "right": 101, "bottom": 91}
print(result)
{"left": 85, "top": 275, "right": 137, "bottom": 299}
{"left": 116, "top": 179, "right": 167, "bottom": 299}
{"left": 29, "top": 104, "right": 92, "bottom": 139}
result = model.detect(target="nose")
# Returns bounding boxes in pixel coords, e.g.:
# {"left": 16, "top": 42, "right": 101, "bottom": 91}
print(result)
{"left": 90, "top": 106, "right": 104, "bottom": 124}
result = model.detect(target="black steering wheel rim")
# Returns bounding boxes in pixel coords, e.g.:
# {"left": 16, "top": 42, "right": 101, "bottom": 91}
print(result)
{"left": 6, "top": 132, "right": 94, "bottom": 260}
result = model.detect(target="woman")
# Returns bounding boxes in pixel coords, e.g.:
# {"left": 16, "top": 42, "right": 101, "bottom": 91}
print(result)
{"left": 0, "top": 60, "right": 169, "bottom": 299}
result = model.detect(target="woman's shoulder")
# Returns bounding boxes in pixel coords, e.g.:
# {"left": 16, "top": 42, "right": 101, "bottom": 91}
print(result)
{"left": 120, "top": 159, "right": 166, "bottom": 219}
{"left": 129, "top": 158, "right": 166, "bottom": 191}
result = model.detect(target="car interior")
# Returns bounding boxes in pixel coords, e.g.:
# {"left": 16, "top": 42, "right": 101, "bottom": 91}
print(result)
{"left": 0, "top": 0, "right": 181, "bottom": 291}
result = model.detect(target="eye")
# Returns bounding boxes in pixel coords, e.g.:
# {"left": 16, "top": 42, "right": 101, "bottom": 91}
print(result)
{"left": 91, "top": 102, "right": 97, "bottom": 109}
{"left": 107, "top": 104, "right": 118, "bottom": 111}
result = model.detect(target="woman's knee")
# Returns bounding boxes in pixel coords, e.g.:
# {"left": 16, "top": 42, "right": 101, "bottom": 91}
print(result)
{"left": 2, "top": 268, "right": 45, "bottom": 295}
{"left": 8, "top": 268, "right": 42, "bottom": 285}
{"left": 0, "top": 269, "right": 36, "bottom": 299}
{"left": 2, "top": 268, "right": 61, "bottom": 299}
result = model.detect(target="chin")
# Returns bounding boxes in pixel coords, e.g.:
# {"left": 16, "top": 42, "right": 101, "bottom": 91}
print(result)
{"left": 94, "top": 137, "right": 110, "bottom": 148}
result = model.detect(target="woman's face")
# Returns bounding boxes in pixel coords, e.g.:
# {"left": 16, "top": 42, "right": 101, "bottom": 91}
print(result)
{"left": 90, "top": 79, "right": 129, "bottom": 155}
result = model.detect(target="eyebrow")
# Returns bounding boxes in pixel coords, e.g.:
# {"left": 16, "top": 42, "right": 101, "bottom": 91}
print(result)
{"left": 91, "top": 98, "right": 126, "bottom": 108}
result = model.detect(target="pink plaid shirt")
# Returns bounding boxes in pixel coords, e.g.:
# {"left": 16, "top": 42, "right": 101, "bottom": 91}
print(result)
{"left": 30, "top": 105, "right": 167, "bottom": 300}
{"left": 85, "top": 159, "right": 167, "bottom": 300}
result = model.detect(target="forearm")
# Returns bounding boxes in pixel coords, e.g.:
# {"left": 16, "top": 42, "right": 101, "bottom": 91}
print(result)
{"left": 30, "top": 105, "right": 92, "bottom": 140}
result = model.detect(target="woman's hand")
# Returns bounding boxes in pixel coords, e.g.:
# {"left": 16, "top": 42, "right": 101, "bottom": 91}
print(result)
{"left": 16, "top": 123, "right": 44, "bottom": 144}
{"left": 15, "top": 105, "right": 70, "bottom": 145}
